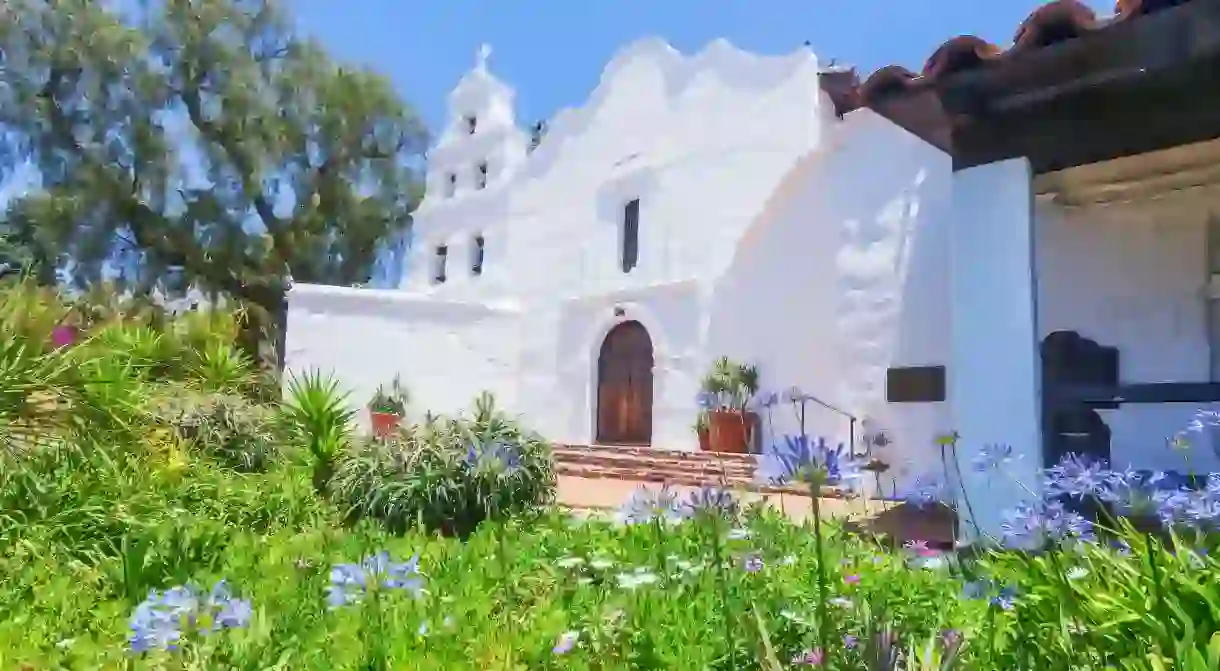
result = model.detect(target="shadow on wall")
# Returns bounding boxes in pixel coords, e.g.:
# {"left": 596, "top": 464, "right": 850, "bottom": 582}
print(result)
{"left": 702, "top": 112, "right": 952, "bottom": 490}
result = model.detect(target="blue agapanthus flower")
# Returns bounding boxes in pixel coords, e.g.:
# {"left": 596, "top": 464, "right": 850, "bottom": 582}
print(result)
{"left": 327, "top": 551, "right": 425, "bottom": 608}
{"left": 1155, "top": 486, "right": 1220, "bottom": 530}
{"left": 971, "top": 443, "right": 1015, "bottom": 473}
{"left": 128, "top": 581, "right": 252, "bottom": 653}
{"left": 1096, "top": 468, "right": 1170, "bottom": 515}
{"left": 465, "top": 439, "right": 521, "bottom": 474}
{"left": 1174, "top": 409, "right": 1220, "bottom": 452}
{"left": 899, "top": 475, "right": 951, "bottom": 509}
{"left": 616, "top": 484, "right": 685, "bottom": 525}
{"left": 1001, "top": 499, "right": 1095, "bottom": 546}
{"left": 755, "top": 434, "right": 863, "bottom": 488}
{"left": 990, "top": 586, "right": 1019, "bottom": 611}
{"left": 961, "top": 580, "right": 1018, "bottom": 610}
{"left": 682, "top": 486, "right": 739, "bottom": 518}
{"left": 1043, "top": 454, "right": 1113, "bottom": 500}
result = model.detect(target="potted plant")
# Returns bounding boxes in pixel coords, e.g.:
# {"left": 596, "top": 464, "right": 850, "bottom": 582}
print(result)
{"left": 693, "top": 412, "right": 711, "bottom": 452}
{"left": 699, "top": 357, "right": 760, "bottom": 454}
{"left": 367, "top": 376, "right": 408, "bottom": 439}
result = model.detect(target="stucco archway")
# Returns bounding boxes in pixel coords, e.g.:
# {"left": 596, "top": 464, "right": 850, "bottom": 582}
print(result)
{"left": 595, "top": 320, "right": 654, "bottom": 446}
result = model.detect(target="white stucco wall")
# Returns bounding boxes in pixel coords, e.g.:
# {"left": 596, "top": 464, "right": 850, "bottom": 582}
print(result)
{"left": 286, "top": 38, "right": 834, "bottom": 443}
{"left": 284, "top": 34, "right": 1220, "bottom": 486}
{"left": 403, "top": 38, "right": 825, "bottom": 302}
{"left": 704, "top": 110, "right": 953, "bottom": 491}
{"left": 1037, "top": 195, "right": 1220, "bottom": 474}
{"left": 283, "top": 285, "right": 526, "bottom": 426}
{"left": 948, "top": 158, "right": 1043, "bottom": 544}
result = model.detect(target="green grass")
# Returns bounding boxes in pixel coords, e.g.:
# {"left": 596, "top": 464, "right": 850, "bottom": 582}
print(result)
{"left": 4, "top": 279, "right": 1220, "bottom": 669}
{"left": 0, "top": 482, "right": 974, "bottom": 669}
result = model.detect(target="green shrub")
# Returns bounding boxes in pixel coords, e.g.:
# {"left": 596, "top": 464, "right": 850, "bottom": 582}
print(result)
{"left": 158, "top": 391, "right": 281, "bottom": 473}
{"left": 330, "top": 393, "right": 556, "bottom": 536}
{"left": 282, "top": 370, "right": 357, "bottom": 493}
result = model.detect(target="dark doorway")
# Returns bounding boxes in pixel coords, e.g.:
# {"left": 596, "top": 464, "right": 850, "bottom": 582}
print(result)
{"left": 596, "top": 321, "right": 653, "bottom": 446}
{"left": 1040, "top": 330, "right": 1117, "bottom": 468}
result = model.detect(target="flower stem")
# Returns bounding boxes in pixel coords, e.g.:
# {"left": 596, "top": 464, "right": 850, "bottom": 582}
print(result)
{"left": 491, "top": 501, "right": 516, "bottom": 668}
{"left": 707, "top": 513, "right": 738, "bottom": 669}
{"left": 944, "top": 439, "right": 984, "bottom": 543}
{"left": 810, "top": 485, "right": 831, "bottom": 668}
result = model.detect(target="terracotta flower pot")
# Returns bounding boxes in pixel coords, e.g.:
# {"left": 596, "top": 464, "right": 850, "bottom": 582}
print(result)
{"left": 697, "top": 427, "right": 711, "bottom": 452}
{"left": 369, "top": 410, "right": 402, "bottom": 439}
{"left": 708, "top": 410, "right": 758, "bottom": 454}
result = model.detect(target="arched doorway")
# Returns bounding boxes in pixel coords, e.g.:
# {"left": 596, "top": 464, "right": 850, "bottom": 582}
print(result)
{"left": 596, "top": 321, "right": 654, "bottom": 446}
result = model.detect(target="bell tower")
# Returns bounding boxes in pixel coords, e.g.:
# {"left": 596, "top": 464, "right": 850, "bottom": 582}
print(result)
{"left": 422, "top": 44, "right": 529, "bottom": 206}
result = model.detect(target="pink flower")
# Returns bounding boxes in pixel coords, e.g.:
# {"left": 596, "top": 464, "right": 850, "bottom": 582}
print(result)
{"left": 792, "top": 648, "right": 824, "bottom": 666}
{"left": 50, "top": 325, "right": 76, "bottom": 349}
{"left": 904, "top": 540, "right": 938, "bottom": 558}
{"left": 844, "top": 574, "right": 860, "bottom": 585}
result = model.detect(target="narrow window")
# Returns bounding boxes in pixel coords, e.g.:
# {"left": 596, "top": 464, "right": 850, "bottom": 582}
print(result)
{"left": 444, "top": 173, "right": 456, "bottom": 198}
{"left": 621, "top": 198, "right": 640, "bottom": 273}
{"left": 471, "top": 235, "right": 485, "bottom": 276}
{"left": 434, "top": 245, "right": 448, "bottom": 284}
{"left": 465, "top": 116, "right": 477, "bottom": 135}
{"left": 476, "top": 162, "right": 489, "bottom": 189}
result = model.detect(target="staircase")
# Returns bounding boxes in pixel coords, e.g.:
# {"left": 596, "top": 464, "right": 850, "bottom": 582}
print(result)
{"left": 552, "top": 444, "right": 844, "bottom": 498}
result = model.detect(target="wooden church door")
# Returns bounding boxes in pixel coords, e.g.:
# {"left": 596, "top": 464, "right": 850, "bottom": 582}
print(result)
{"left": 595, "top": 321, "right": 654, "bottom": 446}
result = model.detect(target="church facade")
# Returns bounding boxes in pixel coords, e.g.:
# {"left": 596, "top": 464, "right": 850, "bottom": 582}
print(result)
{"left": 287, "top": 0, "right": 1220, "bottom": 540}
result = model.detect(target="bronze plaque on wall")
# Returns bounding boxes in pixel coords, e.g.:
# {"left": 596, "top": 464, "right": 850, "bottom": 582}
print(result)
{"left": 886, "top": 365, "right": 946, "bottom": 403}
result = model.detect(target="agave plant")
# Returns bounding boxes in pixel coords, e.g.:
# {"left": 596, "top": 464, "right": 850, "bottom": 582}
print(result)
{"left": 189, "top": 340, "right": 257, "bottom": 395}
{"left": 283, "top": 369, "right": 355, "bottom": 493}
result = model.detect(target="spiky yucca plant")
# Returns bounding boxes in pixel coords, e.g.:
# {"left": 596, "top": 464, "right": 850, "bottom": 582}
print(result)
{"left": 283, "top": 370, "right": 356, "bottom": 493}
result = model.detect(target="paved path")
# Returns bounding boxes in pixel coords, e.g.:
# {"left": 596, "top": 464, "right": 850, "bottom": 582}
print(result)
{"left": 557, "top": 475, "right": 881, "bottom": 522}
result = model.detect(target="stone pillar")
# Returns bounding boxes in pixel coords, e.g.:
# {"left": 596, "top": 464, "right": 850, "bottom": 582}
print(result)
{"left": 948, "top": 158, "right": 1043, "bottom": 546}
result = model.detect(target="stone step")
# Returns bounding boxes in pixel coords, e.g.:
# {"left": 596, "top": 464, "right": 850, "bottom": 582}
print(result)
{"left": 553, "top": 443, "right": 758, "bottom": 466}
{"left": 552, "top": 443, "right": 845, "bottom": 498}
{"left": 555, "top": 464, "right": 816, "bottom": 496}
{"left": 552, "top": 451, "right": 757, "bottom": 476}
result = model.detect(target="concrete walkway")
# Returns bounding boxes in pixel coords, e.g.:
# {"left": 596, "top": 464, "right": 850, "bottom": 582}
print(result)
{"left": 557, "top": 475, "right": 882, "bottom": 522}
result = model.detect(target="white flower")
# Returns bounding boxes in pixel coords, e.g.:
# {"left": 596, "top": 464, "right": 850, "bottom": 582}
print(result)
{"left": 616, "top": 570, "right": 660, "bottom": 590}
{"left": 1065, "top": 566, "right": 1090, "bottom": 581}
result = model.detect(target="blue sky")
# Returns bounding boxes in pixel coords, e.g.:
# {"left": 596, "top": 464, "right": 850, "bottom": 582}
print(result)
{"left": 289, "top": 0, "right": 1113, "bottom": 132}
{"left": 4, "top": 1, "right": 1114, "bottom": 286}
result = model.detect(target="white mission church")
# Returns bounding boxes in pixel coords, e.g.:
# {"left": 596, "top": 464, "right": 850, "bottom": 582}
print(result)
{"left": 286, "top": 0, "right": 1220, "bottom": 539}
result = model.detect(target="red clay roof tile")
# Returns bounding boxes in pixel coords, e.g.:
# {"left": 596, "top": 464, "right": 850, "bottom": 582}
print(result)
{"left": 819, "top": 0, "right": 1197, "bottom": 114}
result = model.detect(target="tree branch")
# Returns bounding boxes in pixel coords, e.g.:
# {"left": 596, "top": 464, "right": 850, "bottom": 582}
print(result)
{"left": 179, "top": 79, "right": 290, "bottom": 273}
{"left": 37, "top": 67, "right": 282, "bottom": 310}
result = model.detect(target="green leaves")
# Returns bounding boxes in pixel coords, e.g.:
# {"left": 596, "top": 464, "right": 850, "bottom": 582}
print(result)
{"left": 328, "top": 395, "right": 556, "bottom": 538}
{"left": 283, "top": 369, "right": 355, "bottom": 491}
{"left": 1, "top": 0, "right": 427, "bottom": 313}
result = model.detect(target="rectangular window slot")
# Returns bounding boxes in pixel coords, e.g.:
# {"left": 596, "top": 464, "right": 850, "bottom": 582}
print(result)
{"left": 434, "top": 245, "right": 448, "bottom": 284}
{"left": 471, "top": 235, "right": 485, "bottom": 276}
{"left": 621, "top": 199, "right": 639, "bottom": 273}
